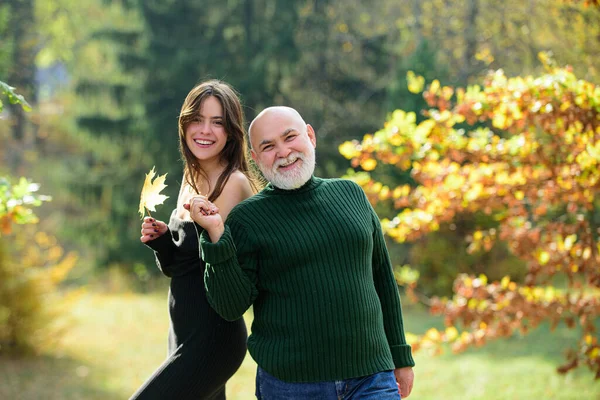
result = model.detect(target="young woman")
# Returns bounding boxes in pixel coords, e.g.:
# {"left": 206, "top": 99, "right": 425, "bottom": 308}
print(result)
{"left": 132, "top": 80, "right": 256, "bottom": 400}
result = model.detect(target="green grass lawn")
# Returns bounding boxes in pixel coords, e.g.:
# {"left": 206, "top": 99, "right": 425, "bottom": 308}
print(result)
{"left": 0, "top": 291, "right": 598, "bottom": 399}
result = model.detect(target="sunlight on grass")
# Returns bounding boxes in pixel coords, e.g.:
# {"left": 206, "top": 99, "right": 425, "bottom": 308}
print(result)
{"left": 61, "top": 292, "right": 171, "bottom": 395}
{"left": 0, "top": 291, "right": 598, "bottom": 399}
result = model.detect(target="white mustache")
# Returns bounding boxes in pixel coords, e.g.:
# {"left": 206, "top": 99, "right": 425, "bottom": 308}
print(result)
{"left": 273, "top": 152, "right": 305, "bottom": 170}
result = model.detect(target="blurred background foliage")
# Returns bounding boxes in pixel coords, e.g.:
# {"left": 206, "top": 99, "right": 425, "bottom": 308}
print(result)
{"left": 2, "top": 0, "right": 598, "bottom": 283}
{"left": 1, "top": 0, "right": 600, "bottom": 397}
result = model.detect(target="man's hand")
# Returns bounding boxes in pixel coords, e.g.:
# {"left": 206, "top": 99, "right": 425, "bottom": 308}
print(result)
{"left": 184, "top": 196, "right": 224, "bottom": 242}
{"left": 394, "top": 367, "right": 414, "bottom": 398}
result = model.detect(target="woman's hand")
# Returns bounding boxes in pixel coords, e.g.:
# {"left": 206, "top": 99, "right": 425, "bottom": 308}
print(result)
{"left": 184, "top": 196, "right": 224, "bottom": 242}
{"left": 140, "top": 217, "right": 168, "bottom": 243}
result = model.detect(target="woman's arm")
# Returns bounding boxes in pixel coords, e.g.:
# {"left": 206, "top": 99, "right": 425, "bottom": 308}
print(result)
{"left": 142, "top": 216, "right": 176, "bottom": 277}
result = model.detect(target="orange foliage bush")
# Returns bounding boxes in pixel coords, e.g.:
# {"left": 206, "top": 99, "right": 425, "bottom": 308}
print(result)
{"left": 341, "top": 55, "right": 600, "bottom": 377}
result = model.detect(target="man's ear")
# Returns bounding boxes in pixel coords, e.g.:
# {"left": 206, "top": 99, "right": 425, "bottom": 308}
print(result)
{"left": 251, "top": 149, "right": 258, "bottom": 163}
{"left": 307, "top": 124, "right": 316, "bottom": 147}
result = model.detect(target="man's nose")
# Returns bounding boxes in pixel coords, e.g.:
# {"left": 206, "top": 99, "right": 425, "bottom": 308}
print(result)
{"left": 276, "top": 145, "right": 292, "bottom": 159}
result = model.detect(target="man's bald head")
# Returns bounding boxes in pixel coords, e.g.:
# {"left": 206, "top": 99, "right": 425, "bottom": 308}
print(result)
{"left": 248, "top": 106, "right": 317, "bottom": 189}
{"left": 248, "top": 106, "right": 308, "bottom": 149}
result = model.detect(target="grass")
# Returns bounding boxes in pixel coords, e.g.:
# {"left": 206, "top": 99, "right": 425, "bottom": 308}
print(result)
{"left": 0, "top": 290, "right": 598, "bottom": 399}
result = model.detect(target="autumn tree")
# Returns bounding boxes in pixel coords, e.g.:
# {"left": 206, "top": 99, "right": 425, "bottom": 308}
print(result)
{"left": 4, "top": 0, "right": 37, "bottom": 155}
{"left": 340, "top": 57, "right": 600, "bottom": 377}
{"left": 0, "top": 82, "right": 76, "bottom": 355}
{"left": 0, "top": 81, "right": 48, "bottom": 234}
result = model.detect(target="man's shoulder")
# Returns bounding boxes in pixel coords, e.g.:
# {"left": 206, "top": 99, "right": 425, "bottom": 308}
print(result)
{"left": 318, "top": 178, "right": 371, "bottom": 211}
{"left": 319, "top": 177, "right": 364, "bottom": 193}
{"left": 227, "top": 178, "right": 364, "bottom": 220}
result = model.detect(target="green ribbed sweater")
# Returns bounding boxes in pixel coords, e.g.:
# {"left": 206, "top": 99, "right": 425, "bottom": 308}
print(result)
{"left": 200, "top": 176, "right": 414, "bottom": 383}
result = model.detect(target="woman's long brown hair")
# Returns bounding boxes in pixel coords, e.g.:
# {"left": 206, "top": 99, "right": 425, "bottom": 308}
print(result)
{"left": 178, "top": 80, "right": 258, "bottom": 201}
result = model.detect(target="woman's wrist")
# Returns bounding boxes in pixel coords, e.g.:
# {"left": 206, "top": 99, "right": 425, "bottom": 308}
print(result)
{"left": 206, "top": 222, "right": 225, "bottom": 243}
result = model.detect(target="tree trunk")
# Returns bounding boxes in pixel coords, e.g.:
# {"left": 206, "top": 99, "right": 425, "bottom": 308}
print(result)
{"left": 7, "top": 0, "right": 38, "bottom": 172}
{"left": 413, "top": 0, "right": 423, "bottom": 49}
{"left": 459, "top": 0, "right": 480, "bottom": 83}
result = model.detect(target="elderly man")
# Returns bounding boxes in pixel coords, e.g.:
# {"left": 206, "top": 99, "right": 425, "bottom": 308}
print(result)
{"left": 188, "top": 107, "right": 415, "bottom": 399}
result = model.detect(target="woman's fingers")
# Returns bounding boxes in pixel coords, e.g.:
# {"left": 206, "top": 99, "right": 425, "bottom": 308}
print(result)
{"left": 154, "top": 220, "right": 168, "bottom": 233}
{"left": 140, "top": 218, "right": 167, "bottom": 242}
{"left": 141, "top": 226, "right": 159, "bottom": 235}
{"left": 140, "top": 235, "right": 152, "bottom": 243}
{"left": 188, "top": 197, "right": 219, "bottom": 216}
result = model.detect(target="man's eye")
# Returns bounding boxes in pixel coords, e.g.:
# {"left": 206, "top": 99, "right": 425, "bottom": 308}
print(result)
{"left": 262, "top": 145, "right": 273, "bottom": 151}
{"left": 285, "top": 135, "right": 297, "bottom": 141}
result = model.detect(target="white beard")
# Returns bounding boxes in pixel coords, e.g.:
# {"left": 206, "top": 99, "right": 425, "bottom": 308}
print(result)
{"left": 259, "top": 146, "right": 316, "bottom": 190}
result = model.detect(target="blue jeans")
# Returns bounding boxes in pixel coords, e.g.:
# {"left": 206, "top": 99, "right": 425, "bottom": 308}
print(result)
{"left": 255, "top": 367, "right": 401, "bottom": 400}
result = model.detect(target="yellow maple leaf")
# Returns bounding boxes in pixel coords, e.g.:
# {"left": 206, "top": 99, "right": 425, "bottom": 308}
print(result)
{"left": 139, "top": 167, "right": 169, "bottom": 218}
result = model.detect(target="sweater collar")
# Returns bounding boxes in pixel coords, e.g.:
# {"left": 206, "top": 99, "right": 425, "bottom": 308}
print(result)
{"left": 263, "top": 175, "right": 321, "bottom": 195}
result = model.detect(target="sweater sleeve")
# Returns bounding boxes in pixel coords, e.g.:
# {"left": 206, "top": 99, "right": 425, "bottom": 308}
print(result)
{"left": 201, "top": 221, "right": 259, "bottom": 321}
{"left": 371, "top": 207, "right": 416, "bottom": 368}
{"left": 144, "top": 229, "right": 177, "bottom": 277}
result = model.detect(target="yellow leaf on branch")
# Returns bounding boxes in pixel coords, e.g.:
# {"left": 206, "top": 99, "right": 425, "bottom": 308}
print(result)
{"left": 445, "top": 326, "right": 459, "bottom": 341}
{"left": 360, "top": 158, "right": 377, "bottom": 171}
{"left": 585, "top": 334, "right": 593, "bottom": 345}
{"left": 425, "top": 328, "right": 441, "bottom": 341}
{"left": 338, "top": 141, "right": 361, "bottom": 160}
{"left": 139, "top": 167, "right": 169, "bottom": 218}
{"left": 407, "top": 71, "right": 425, "bottom": 94}
{"left": 564, "top": 234, "right": 577, "bottom": 250}
{"left": 538, "top": 251, "right": 550, "bottom": 265}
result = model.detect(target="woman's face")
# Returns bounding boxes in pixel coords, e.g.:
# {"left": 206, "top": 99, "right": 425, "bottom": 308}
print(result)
{"left": 185, "top": 96, "right": 228, "bottom": 165}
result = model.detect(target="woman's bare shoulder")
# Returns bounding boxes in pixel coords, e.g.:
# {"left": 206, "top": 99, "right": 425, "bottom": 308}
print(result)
{"left": 223, "top": 170, "right": 254, "bottom": 200}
